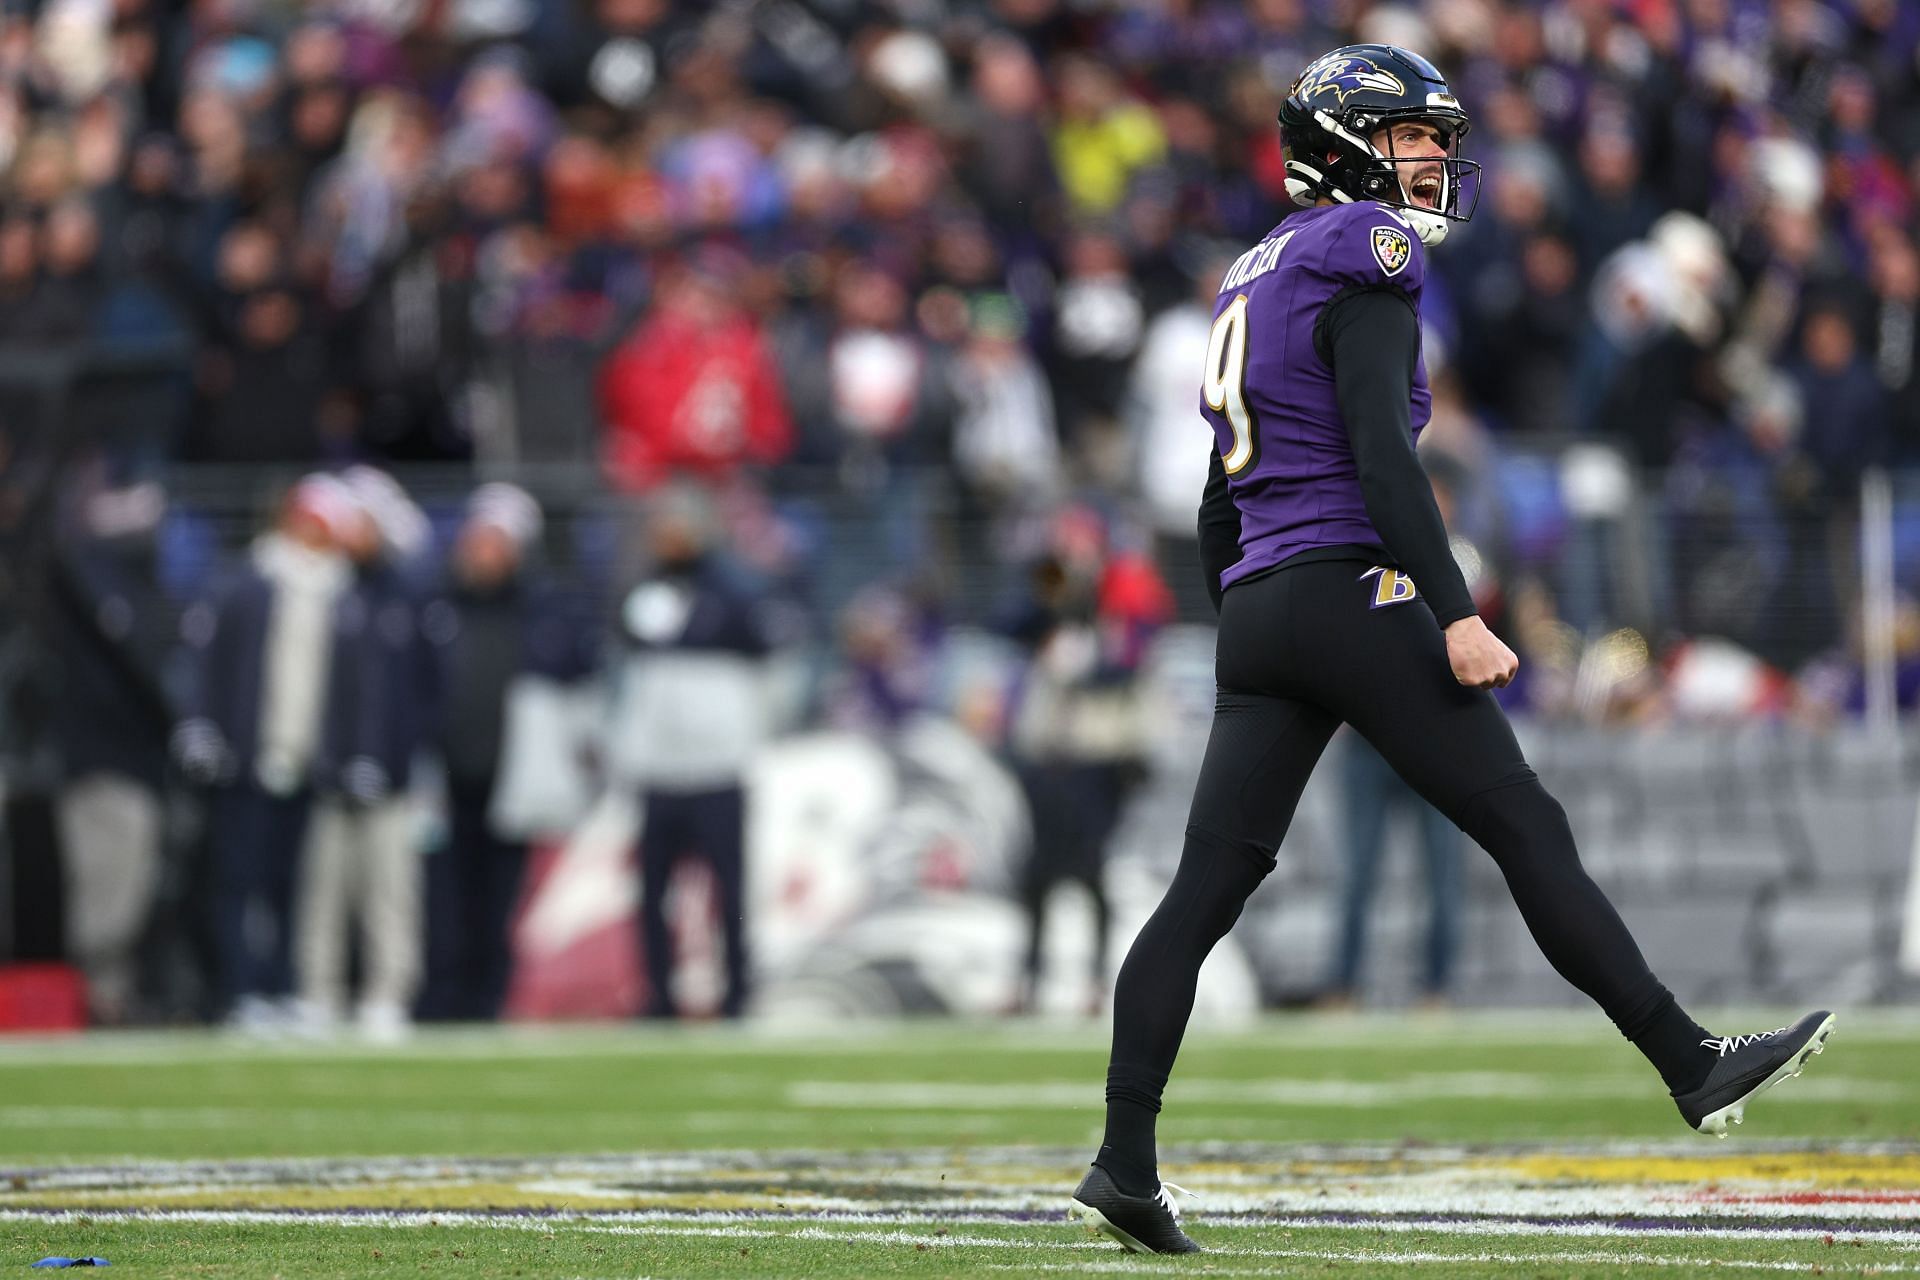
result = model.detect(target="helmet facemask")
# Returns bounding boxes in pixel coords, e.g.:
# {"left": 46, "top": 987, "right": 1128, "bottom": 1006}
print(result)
{"left": 1285, "top": 107, "right": 1482, "bottom": 246}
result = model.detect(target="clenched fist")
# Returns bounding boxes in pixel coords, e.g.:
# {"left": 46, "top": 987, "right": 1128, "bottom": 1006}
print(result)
{"left": 1443, "top": 615, "right": 1518, "bottom": 690}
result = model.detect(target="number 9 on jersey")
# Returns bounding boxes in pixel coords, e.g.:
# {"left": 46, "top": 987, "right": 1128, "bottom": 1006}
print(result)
{"left": 1205, "top": 294, "right": 1255, "bottom": 474}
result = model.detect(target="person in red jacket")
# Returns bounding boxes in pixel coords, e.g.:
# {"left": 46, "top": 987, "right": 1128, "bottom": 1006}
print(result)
{"left": 598, "top": 248, "right": 793, "bottom": 491}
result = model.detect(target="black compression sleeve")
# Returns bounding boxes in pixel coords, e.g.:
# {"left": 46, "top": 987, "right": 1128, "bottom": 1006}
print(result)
{"left": 1323, "top": 287, "right": 1477, "bottom": 627}
{"left": 1196, "top": 448, "right": 1242, "bottom": 615}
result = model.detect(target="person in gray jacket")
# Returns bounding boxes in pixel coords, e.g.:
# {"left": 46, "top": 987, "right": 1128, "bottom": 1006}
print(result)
{"left": 606, "top": 485, "right": 775, "bottom": 1020}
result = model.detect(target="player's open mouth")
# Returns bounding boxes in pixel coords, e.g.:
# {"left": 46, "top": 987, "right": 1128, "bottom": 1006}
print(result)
{"left": 1410, "top": 173, "right": 1442, "bottom": 208}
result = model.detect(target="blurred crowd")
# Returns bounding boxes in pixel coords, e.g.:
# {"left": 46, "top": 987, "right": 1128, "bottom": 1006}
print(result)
{"left": 0, "top": 0, "right": 1913, "bottom": 628}
{"left": 5, "top": 0, "right": 1920, "bottom": 1021}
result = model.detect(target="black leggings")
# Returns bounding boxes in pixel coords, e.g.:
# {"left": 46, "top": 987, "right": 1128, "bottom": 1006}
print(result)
{"left": 1107, "top": 559, "right": 1674, "bottom": 1111}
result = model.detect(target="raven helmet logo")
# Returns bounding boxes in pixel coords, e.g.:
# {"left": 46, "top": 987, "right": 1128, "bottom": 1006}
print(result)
{"left": 1371, "top": 225, "right": 1413, "bottom": 276}
{"left": 1293, "top": 55, "right": 1406, "bottom": 105}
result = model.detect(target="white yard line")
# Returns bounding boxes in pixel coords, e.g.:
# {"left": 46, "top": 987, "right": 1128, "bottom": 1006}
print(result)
{"left": 2, "top": 1207, "right": 1918, "bottom": 1249}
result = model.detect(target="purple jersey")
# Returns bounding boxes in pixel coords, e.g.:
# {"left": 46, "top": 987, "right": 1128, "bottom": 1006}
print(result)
{"left": 1200, "top": 201, "right": 1430, "bottom": 589}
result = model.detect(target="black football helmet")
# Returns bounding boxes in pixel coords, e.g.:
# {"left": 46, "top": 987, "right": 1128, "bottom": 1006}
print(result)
{"left": 1279, "top": 44, "right": 1481, "bottom": 246}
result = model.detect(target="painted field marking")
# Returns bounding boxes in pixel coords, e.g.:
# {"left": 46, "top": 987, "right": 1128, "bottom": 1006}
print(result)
{"left": 9, "top": 1144, "right": 1920, "bottom": 1211}
{"left": 1, "top": 1142, "right": 1909, "bottom": 1179}
{"left": 10, "top": 1140, "right": 1920, "bottom": 1257}
{"left": 2, "top": 1206, "right": 1919, "bottom": 1249}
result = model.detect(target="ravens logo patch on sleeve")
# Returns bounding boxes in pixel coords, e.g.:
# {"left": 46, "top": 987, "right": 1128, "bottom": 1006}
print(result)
{"left": 1370, "top": 225, "right": 1412, "bottom": 277}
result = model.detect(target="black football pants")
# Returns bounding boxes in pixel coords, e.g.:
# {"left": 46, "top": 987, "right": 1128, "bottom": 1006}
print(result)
{"left": 640, "top": 786, "right": 749, "bottom": 1019}
{"left": 1105, "top": 558, "right": 1675, "bottom": 1113}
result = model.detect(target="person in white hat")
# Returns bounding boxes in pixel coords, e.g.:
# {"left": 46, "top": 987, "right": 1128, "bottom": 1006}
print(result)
{"left": 293, "top": 466, "right": 435, "bottom": 1042}
{"left": 174, "top": 473, "right": 356, "bottom": 1034}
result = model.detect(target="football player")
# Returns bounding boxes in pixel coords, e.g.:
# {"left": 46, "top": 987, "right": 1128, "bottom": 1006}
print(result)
{"left": 1068, "top": 45, "right": 1835, "bottom": 1255}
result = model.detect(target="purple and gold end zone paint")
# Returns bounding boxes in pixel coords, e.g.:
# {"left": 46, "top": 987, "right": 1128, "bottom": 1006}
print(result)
{"left": 3, "top": 1145, "right": 1918, "bottom": 1244}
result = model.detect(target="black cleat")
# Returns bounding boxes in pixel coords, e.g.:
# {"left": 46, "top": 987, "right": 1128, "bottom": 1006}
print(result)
{"left": 1069, "top": 1165, "right": 1202, "bottom": 1254}
{"left": 1674, "top": 1009, "right": 1835, "bottom": 1136}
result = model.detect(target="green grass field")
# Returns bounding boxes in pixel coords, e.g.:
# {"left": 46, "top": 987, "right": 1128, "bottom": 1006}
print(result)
{"left": 1, "top": 1010, "right": 1915, "bottom": 1276}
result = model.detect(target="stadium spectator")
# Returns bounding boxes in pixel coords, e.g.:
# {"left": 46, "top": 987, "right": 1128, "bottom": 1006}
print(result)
{"left": 294, "top": 467, "right": 436, "bottom": 1042}
{"left": 1126, "top": 253, "right": 1228, "bottom": 616}
{"left": 772, "top": 256, "right": 951, "bottom": 613}
{"left": 535, "top": 0, "right": 687, "bottom": 113}
{"left": 947, "top": 292, "right": 1061, "bottom": 587}
{"left": 777, "top": 259, "right": 944, "bottom": 478}
{"left": 48, "top": 480, "right": 176, "bottom": 1024}
{"left": 174, "top": 474, "right": 356, "bottom": 1031}
{"left": 1787, "top": 301, "right": 1892, "bottom": 501}
{"left": 346, "top": 189, "right": 477, "bottom": 463}
{"left": 1318, "top": 732, "right": 1462, "bottom": 1011}
{"left": 184, "top": 224, "right": 333, "bottom": 465}
{"left": 0, "top": 217, "right": 39, "bottom": 342}
{"left": 1453, "top": 148, "right": 1584, "bottom": 434}
{"left": 1002, "top": 506, "right": 1170, "bottom": 1016}
{"left": 1567, "top": 123, "right": 1660, "bottom": 280}
{"left": 598, "top": 249, "right": 793, "bottom": 492}
{"left": 1048, "top": 53, "right": 1166, "bottom": 219}
{"left": 1579, "top": 213, "right": 1735, "bottom": 466}
{"left": 25, "top": 198, "right": 103, "bottom": 345}
{"left": 956, "top": 34, "right": 1061, "bottom": 243}
{"left": 418, "top": 483, "right": 593, "bottom": 1021}
{"left": 1866, "top": 227, "right": 1920, "bottom": 460}
{"left": 818, "top": 585, "right": 941, "bottom": 738}
{"left": 474, "top": 214, "right": 646, "bottom": 467}
{"left": 1050, "top": 223, "right": 1147, "bottom": 476}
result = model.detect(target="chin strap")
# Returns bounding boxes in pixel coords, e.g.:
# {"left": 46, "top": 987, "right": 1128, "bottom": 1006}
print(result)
{"left": 1406, "top": 209, "right": 1447, "bottom": 246}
